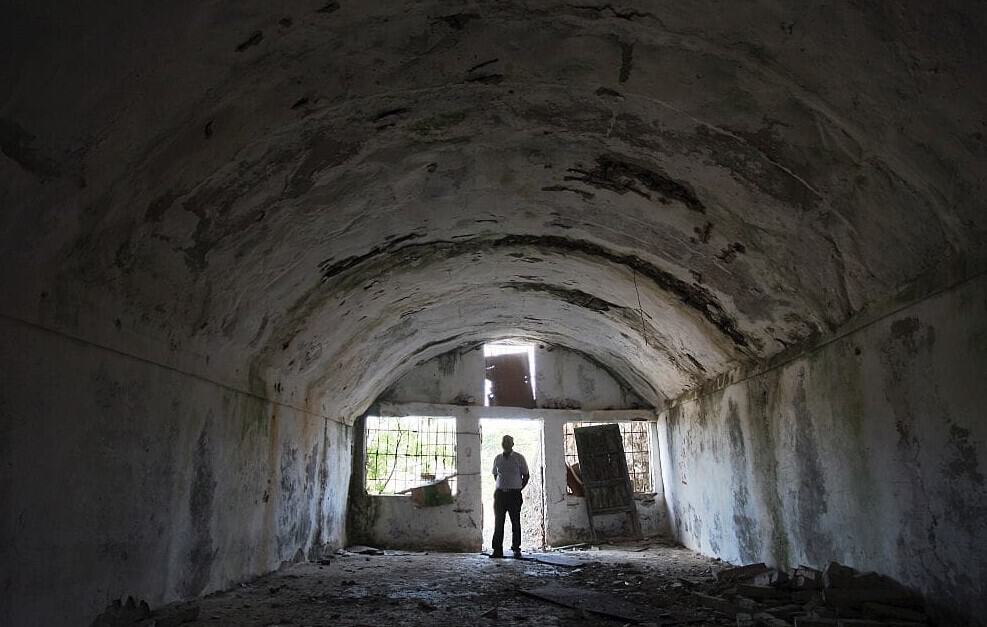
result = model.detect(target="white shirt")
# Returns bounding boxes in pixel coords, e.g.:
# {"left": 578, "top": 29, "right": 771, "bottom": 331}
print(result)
{"left": 492, "top": 452, "right": 529, "bottom": 490}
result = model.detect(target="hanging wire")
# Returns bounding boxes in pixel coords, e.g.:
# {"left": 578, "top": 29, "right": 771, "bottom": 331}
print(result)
{"left": 632, "top": 268, "right": 649, "bottom": 347}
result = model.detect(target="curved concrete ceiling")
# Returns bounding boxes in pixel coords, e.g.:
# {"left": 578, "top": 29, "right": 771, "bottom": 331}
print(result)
{"left": 3, "top": 1, "right": 985, "bottom": 419}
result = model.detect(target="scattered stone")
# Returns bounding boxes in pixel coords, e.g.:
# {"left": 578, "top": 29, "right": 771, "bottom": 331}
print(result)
{"left": 793, "top": 566, "right": 824, "bottom": 590}
{"left": 96, "top": 552, "right": 933, "bottom": 626}
{"left": 764, "top": 604, "right": 806, "bottom": 620}
{"left": 823, "top": 562, "right": 857, "bottom": 589}
{"left": 752, "top": 611, "right": 791, "bottom": 627}
{"left": 718, "top": 563, "right": 771, "bottom": 583}
{"left": 693, "top": 559, "right": 926, "bottom": 627}
{"left": 692, "top": 592, "right": 744, "bottom": 618}
{"left": 89, "top": 597, "right": 152, "bottom": 626}
{"left": 735, "top": 596, "right": 759, "bottom": 611}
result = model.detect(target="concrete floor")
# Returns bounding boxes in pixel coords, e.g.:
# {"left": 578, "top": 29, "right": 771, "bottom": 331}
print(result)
{"left": 147, "top": 538, "right": 729, "bottom": 626}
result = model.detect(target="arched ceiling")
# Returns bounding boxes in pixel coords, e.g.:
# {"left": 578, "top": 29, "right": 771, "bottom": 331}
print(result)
{"left": 2, "top": 1, "right": 985, "bottom": 419}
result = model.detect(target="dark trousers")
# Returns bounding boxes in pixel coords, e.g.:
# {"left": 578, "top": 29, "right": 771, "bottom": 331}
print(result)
{"left": 492, "top": 488, "right": 523, "bottom": 553}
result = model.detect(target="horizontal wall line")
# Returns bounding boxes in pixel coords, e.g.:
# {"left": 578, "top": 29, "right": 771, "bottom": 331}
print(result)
{"left": 668, "top": 264, "right": 987, "bottom": 408}
{"left": 0, "top": 311, "right": 350, "bottom": 427}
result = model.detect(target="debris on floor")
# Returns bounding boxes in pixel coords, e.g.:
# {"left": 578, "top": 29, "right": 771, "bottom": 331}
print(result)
{"left": 89, "top": 597, "right": 151, "bottom": 626}
{"left": 524, "top": 552, "right": 585, "bottom": 567}
{"left": 549, "top": 542, "right": 591, "bottom": 551}
{"left": 479, "top": 606, "right": 499, "bottom": 619}
{"left": 343, "top": 544, "right": 385, "bottom": 555}
{"left": 89, "top": 597, "right": 199, "bottom": 627}
{"left": 689, "top": 560, "right": 929, "bottom": 626}
{"left": 520, "top": 583, "right": 651, "bottom": 622}
{"left": 127, "top": 538, "right": 936, "bottom": 626}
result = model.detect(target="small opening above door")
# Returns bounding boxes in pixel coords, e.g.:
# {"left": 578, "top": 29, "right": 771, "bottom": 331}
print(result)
{"left": 484, "top": 341, "right": 536, "bottom": 408}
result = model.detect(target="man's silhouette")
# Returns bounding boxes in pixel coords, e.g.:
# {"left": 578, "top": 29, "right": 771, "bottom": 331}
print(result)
{"left": 490, "top": 434, "right": 530, "bottom": 558}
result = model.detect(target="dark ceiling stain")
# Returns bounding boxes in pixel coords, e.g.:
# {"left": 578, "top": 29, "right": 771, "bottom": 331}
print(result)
{"left": 467, "top": 58, "right": 499, "bottom": 73}
{"left": 503, "top": 282, "right": 615, "bottom": 312}
{"left": 285, "top": 135, "right": 364, "bottom": 198}
{"left": 372, "top": 107, "right": 410, "bottom": 122}
{"left": 565, "top": 155, "right": 705, "bottom": 213}
{"left": 717, "top": 242, "right": 746, "bottom": 263}
{"left": 235, "top": 31, "right": 264, "bottom": 52}
{"left": 317, "top": 233, "right": 752, "bottom": 350}
{"left": 692, "top": 222, "right": 714, "bottom": 244}
{"left": 465, "top": 74, "right": 504, "bottom": 85}
{"left": 0, "top": 117, "right": 60, "bottom": 179}
{"left": 618, "top": 40, "right": 634, "bottom": 83}
{"left": 566, "top": 4, "right": 658, "bottom": 21}
{"left": 318, "top": 232, "right": 426, "bottom": 280}
{"left": 542, "top": 185, "right": 595, "bottom": 200}
{"left": 145, "top": 190, "right": 181, "bottom": 223}
{"left": 434, "top": 13, "right": 480, "bottom": 30}
{"left": 595, "top": 86, "right": 624, "bottom": 99}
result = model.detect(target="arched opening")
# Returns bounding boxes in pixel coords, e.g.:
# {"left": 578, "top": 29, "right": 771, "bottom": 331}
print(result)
{"left": 2, "top": 2, "right": 985, "bottom": 625}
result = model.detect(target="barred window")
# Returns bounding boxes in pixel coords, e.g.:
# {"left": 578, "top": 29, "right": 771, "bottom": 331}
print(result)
{"left": 564, "top": 421, "right": 653, "bottom": 494}
{"left": 365, "top": 416, "right": 457, "bottom": 495}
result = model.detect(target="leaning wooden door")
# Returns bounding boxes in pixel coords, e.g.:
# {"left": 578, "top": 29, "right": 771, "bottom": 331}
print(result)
{"left": 573, "top": 423, "right": 642, "bottom": 540}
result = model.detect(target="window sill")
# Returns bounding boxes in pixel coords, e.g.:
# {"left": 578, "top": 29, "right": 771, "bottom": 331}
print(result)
{"left": 563, "top": 493, "right": 657, "bottom": 500}
{"left": 365, "top": 492, "right": 460, "bottom": 499}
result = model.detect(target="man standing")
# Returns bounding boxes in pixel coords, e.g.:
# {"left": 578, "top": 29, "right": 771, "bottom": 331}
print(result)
{"left": 490, "top": 434, "right": 530, "bottom": 558}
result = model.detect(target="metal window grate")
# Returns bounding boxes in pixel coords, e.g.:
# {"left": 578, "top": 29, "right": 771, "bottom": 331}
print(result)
{"left": 365, "top": 416, "right": 457, "bottom": 495}
{"left": 564, "top": 421, "right": 653, "bottom": 493}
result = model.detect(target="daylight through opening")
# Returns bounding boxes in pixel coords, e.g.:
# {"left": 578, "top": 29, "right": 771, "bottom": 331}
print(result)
{"left": 364, "top": 415, "right": 458, "bottom": 495}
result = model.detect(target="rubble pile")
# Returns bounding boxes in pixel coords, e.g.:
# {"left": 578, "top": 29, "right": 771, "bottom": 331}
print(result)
{"left": 89, "top": 596, "right": 199, "bottom": 627}
{"left": 689, "top": 561, "right": 930, "bottom": 626}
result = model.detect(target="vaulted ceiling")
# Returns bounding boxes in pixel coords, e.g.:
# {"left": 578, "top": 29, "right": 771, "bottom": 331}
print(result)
{"left": 3, "top": 1, "right": 985, "bottom": 418}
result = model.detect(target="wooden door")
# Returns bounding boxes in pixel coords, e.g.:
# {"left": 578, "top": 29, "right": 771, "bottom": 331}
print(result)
{"left": 573, "top": 423, "right": 642, "bottom": 539}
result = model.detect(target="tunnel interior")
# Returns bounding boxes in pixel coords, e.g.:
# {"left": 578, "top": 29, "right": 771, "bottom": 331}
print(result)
{"left": 2, "top": 1, "right": 986, "bottom": 625}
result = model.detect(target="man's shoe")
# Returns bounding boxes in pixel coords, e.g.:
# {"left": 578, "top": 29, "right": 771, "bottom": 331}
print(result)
{"left": 512, "top": 550, "right": 522, "bottom": 559}
{"left": 489, "top": 551, "right": 504, "bottom": 559}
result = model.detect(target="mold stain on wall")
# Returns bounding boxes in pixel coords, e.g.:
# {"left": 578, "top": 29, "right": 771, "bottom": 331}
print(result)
{"left": 184, "top": 423, "right": 216, "bottom": 597}
{"left": 790, "top": 370, "right": 834, "bottom": 566}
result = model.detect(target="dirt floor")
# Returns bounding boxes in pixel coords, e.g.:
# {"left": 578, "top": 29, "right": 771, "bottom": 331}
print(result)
{"left": 147, "top": 537, "right": 734, "bottom": 626}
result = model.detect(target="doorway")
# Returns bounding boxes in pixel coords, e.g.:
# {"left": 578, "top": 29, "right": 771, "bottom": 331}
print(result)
{"left": 480, "top": 418, "right": 545, "bottom": 550}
